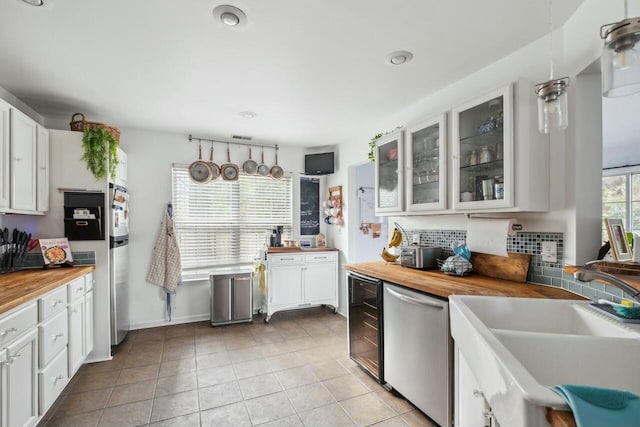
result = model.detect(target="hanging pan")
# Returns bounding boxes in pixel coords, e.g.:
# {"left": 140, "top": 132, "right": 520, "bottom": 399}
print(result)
{"left": 270, "top": 147, "right": 284, "bottom": 179}
{"left": 207, "top": 142, "right": 220, "bottom": 181}
{"left": 242, "top": 147, "right": 258, "bottom": 175}
{"left": 188, "top": 141, "right": 213, "bottom": 183}
{"left": 221, "top": 143, "right": 239, "bottom": 181}
{"left": 257, "top": 146, "right": 270, "bottom": 177}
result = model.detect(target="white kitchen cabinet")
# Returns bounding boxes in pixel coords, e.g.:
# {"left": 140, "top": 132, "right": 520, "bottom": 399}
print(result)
{"left": 455, "top": 347, "right": 489, "bottom": 427}
{"left": 10, "top": 108, "right": 37, "bottom": 212}
{"left": 405, "top": 114, "right": 447, "bottom": 212}
{"left": 84, "top": 290, "right": 94, "bottom": 357}
{"left": 374, "top": 129, "right": 404, "bottom": 215}
{"left": 265, "top": 251, "right": 338, "bottom": 322}
{"left": 36, "top": 126, "right": 49, "bottom": 212}
{"left": 5, "top": 328, "right": 38, "bottom": 427}
{"left": 0, "top": 100, "right": 10, "bottom": 209}
{"left": 452, "top": 81, "right": 548, "bottom": 212}
{"left": 67, "top": 298, "right": 84, "bottom": 377}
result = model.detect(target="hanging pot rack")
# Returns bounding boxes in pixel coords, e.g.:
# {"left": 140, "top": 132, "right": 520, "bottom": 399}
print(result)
{"left": 188, "top": 134, "right": 278, "bottom": 151}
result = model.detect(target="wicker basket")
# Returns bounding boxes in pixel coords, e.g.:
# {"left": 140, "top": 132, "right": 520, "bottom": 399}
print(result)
{"left": 69, "top": 113, "right": 120, "bottom": 143}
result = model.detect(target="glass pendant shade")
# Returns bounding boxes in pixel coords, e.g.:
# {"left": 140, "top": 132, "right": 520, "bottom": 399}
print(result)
{"left": 535, "top": 78, "right": 569, "bottom": 134}
{"left": 602, "top": 18, "right": 640, "bottom": 97}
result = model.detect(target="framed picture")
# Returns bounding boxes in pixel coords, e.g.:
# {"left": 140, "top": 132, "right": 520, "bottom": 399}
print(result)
{"left": 604, "top": 218, "right": 632, "bottom": 261}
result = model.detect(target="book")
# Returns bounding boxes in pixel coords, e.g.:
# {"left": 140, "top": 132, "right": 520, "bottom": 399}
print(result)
{"left": 39, "top": 238, "right": 73, "bottom": 265}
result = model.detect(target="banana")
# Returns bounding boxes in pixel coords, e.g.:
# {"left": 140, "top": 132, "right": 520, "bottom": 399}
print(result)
{"left": 388, "top": 228, "right": 403, "bottom": 248}
{"left": 381, "top": 247, "right": 400, "bottom": 262}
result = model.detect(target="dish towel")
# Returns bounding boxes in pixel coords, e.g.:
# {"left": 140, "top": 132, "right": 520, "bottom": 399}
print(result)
{"left": 147, "top": 204, "right": 182, "bottom": 320}
{"left": 256, "top": 262, "right": 266, "bottom": 295}
{"left": 551, "top": 384, "right": 640, "bottom": 427}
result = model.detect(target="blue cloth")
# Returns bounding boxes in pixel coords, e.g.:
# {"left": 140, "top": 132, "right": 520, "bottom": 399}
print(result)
{"left": 552, "top": 385, "right": 640, "bottom": 427}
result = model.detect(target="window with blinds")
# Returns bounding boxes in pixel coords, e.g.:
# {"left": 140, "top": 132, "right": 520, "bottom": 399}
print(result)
{"left": 172, "top": 165, "right": 292, "bottom": 270}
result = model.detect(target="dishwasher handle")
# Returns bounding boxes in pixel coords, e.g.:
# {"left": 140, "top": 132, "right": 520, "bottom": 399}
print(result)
{"left": 386, "top": 287, "right": 444, "bottom": 310}
{"left": 348, "top": 271, "right": 382, "bottom": 286}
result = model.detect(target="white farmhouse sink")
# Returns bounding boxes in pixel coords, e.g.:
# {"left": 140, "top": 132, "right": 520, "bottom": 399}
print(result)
{"left": 449, "top": 296, "right": 640, "bottom": 427}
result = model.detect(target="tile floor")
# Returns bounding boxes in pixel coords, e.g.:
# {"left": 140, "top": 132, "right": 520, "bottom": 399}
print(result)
{"left": 39, "top": 307, "right": 436, "bottom": 427}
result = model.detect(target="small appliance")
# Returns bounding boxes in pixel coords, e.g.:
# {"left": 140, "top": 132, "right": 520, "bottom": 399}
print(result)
{"left": 400, "top": 245, "right": 442, "bottom": 270}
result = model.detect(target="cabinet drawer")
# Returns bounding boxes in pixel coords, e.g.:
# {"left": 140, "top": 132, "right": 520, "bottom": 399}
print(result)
{"left": 39, "top": 286, "right": 67, "bottom": 321}
{"left": 85, "top": 272, "right": 94, "bottom": 292}
{"left": 39, "top": 309, "right": 68, "bottom": 368}
{"left": 39, "top": 347, "right": 68, "bottom": 415}
{"left": 0, "top": 302, "right": 37, "bottom": 349}
{"left": 68, "top": 277, "right": 85, "bottom": 302}
{"left": 304, "top": 252, "right": 337, "bottom": 263}
{"left": 269, "top": 254, "right": 304, "bottom": 265}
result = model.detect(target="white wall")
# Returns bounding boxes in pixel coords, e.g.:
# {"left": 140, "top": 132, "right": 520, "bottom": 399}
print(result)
{"left": 119, "top": 128, "right": 305, "bottom": 328}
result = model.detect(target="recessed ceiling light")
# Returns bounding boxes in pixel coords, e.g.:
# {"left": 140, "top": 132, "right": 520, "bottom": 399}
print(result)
{"left": 213, "top": 5, "right": 247, "bottom": 28}
{"left": 21, "top": 0, "right": 44, "bottom": 6}
{"left": 239, "top": 111, "right": 257, "bottom": 119}
{"left": 386, "top": 51, "right": 414, "bottom": 65}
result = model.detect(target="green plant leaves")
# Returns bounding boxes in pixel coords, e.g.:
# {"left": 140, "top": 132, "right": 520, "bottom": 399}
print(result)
{"left": 81, "top": 127, "right": 119, "bottom": 180}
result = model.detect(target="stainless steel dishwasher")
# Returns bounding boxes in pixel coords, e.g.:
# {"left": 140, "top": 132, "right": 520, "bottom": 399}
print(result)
{"left": 383, "top": 282, "right": 451, "bottom": 427}
{"left": 210, "top": 272, "right": 253, "bottom": 326}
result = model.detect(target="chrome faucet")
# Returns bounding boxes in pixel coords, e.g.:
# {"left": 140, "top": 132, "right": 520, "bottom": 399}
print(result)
{"left": 573, "top": 268, "right": 640, "bottom": 303}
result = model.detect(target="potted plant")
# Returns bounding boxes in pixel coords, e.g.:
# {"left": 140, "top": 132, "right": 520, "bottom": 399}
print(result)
{"left": 368, "top": 133, "right": 382, "bottom": 162}
{"left": 81, "top": 126, "right": 119, "bottom": 181}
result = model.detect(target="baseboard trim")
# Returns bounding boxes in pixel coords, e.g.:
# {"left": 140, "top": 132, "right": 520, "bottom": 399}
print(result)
{"left": 130, "top": 314, "right": 210, "bottom": 330}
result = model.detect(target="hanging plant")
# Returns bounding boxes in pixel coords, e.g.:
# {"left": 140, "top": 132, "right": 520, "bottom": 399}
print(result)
{"left": 81, "top": 126, "right": 119, "bottom": 180}
{"left": 368, "top": 133, "right": 382, "bottom": 162}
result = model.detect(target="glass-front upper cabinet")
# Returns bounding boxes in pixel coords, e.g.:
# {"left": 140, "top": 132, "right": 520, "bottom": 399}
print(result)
{"left": 405, "top": 114, "right": 447, "bottom": 212}
{"left": 452, "top": 85, "right": 513, "bottom": 210}
{"left": 375, "top": 129, "right": 404, "bottom": 215}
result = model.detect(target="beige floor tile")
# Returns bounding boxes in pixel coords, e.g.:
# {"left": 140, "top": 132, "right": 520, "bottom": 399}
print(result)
{"left": 228, "top": 345, "right": 263, "bottom": 363}
{"left": 129, "top": 341, "right": 164, "bottom": 355}
{"left": 54, "top": 388, "right": 112, "bottom": 416}
{"left": 107, "top": 380, "right": 156, "bottom": 407}
{"left": 196, "top": 351, "right": 231, "bottom": 370}
{"left": 274, "top": 366, "right": 318, "bottom": 390}
{"left": 300, "top": 402, "right": 356, "bottom": 427}
{"left": 164, "top": 336, "right": 195, "bottom": 348}
{"left": 340, "top": 393, "right": 396, "bottom": 426}
{"left": 238, "top": 373, "right": 283, "bottom": 400}
{"left": 370, "top": 417, "right": 410, "bottom": 426}
{"left": 260, "top": 342, "right": 292, "bottom": 357}
{"left": 161, "top": 345, "right": 195, "bottom": 361}
{"left": 165, "top": 324, "right": 196, "bottom": 338}
{"left": 148, "top": 412, "right": 201, "bottom": 427}
{"left": 375, "top": 390, "right": 414, "bottom": 415}
{"left": 117, "top": 363, "right": 159, "bottom": 385}
{"left": 196, "top": 364, "right": 236, "bottom": 388}
{"left": 123, "top": 351, "right": 162, "bottom": 368}
{"left": 286, "top": 336, "right": 316, "bottom": 352}
{"left": 310, "top": 360, "right": 350, "bottom": 381}
{"left": 150, "top": 390, "right": 199, "bottom": 423}
{"left": 98, "top": 399, "right": 153, "bottom": 427}
{"left": 198, "top": 380, "right": 243, "bottom": 410}
{"left": 45, "top": 409, "right": 103, "bottom": 427}
{"left": 155, "top": 371, "right": 198, "bottom": 397}
{"left": 244, "top": 391, "right": 295, "bottom": 425}
{"left": 257, "top": 414, "right": 304, "bottom": 427}
{"left": 295, "top": 347, "right": 334, "bottom": 363}
{"left": 69, "top": 371, "right": 119, "bottom": 393}
{"left": 252, "top": 331, "right": 284, "bottom": 344}
{"left": 266, "top": 353, "right": 303, "bottom": 372}
{"left": 81, "top": 359, "right": 126, "bottom": 375}
{"left": 200, "top": 401, "right": 251, "bottom": 427}
{"left": 224, "top": 336, "right": 257, "bottom": 350}
{"left": 195, "top": 340, "right": 226, "bottom": 356}
{"left": 159, "top": 358, "right": 197, "bottom": 378}
{"left": 301, "top": 323, "right": 333, "bottom": 337}
{"left": 233, "top": 358, "right": 272, "bottom": 379}
{"left": 323, "top": 375, "right": 369, "bottom": 401}
{"left": 285, "top": 382, "right": 335, "bottom": 413}
{"left": 401, "top": 410, "right": 438, "bottom": 427}
{"left": 279, "top": 327, "right": 310, "bottom": 340}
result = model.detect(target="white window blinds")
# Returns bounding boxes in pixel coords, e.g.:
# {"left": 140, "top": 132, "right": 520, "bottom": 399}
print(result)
{"left": 172, "top": 165, "right": 292, "bottom": 270}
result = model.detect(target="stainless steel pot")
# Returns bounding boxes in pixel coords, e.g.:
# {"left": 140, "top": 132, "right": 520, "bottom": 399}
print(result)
{"left": 188, "top": 141, "right": 214, "bottom": 183}
{"left": 257, "top": 146, "right": 270, "bottom": 177}
{"left": 270, "top": 148, "right": 284, "bottom": 179}
{"left": 221, "top": 144, "right": 239, "bottom": 181}
{"left": 242, "top": 147, "right": 258, "bottom": 175}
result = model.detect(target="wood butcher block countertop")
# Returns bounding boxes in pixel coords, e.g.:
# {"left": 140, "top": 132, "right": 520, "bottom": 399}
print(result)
{"left": 267, "top": 247, "right": 339, "bottom": 254}
{"left": 344, "top": 261, "right": 582, "bottom": 427}
{"left": 0, "top": 266, "right": 95, "bottom": 315}
{"left": 344, "top": 261, "right": 584, "bottom": 300}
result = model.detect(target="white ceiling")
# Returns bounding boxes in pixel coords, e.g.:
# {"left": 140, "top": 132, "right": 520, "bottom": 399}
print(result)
{"left": 0, "top": 0, "right": 584, "bottom": 147}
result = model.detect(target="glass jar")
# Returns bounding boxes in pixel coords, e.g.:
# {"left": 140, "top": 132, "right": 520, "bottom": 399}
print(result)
{"left": 480, "top": 146, "right": 493, "bottom": 164}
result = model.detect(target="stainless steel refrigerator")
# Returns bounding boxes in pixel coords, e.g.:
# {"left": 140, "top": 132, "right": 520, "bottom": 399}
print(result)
{"left": 110, "top": 184, "right": 130, "bottom": 345}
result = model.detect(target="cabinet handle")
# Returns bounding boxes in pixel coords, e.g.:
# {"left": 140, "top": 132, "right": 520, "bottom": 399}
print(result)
{"left": 314, "top": 256, "right": 327, "bottom": 259}
{"left": 72, "top": 308, "right": 78, "bottom": 313}
{"left": 1, "top": 327, "right": 18, "bottom": 336}
{"left": 280, "top": 257, "right": 294, "bottom": 261}
{"left": 76, "top": 288, "right": 83, "bottom": 293}
{"left": 39, "top": 166, "right": 46, "bottom": 170}
{"left": 473, "top": 389, "right": 484, "bottom": 398}
{"left": 13, "top": 157, "right": 21, "bottom": 162}
{"left": 52, "top": 299, "right": 64, "bottom": 307}
{"left": 53, "top": 375, "right": 64, "bottom": 383}
{"left": 53, "top": 333, "right": 64, "bottom": 340}
{"left": 7, "top": 353, "right": 21, "bottom": 364}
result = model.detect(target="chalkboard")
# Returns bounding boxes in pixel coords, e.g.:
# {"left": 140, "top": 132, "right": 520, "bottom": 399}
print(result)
{"left": 300, "top": 177, "right": 320, "bottom": 235}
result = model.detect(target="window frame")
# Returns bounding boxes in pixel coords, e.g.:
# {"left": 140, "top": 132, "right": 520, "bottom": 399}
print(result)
{"left": 602, "top": 165, "right": 640, "bottom": 241}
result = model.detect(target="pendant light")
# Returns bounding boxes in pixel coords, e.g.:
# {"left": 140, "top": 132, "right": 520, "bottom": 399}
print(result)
{"left": 601, "top": 0, "right": 640, "bottom": 97}
{"left": 535, "top": 0, "right": 569, "bottom": 134}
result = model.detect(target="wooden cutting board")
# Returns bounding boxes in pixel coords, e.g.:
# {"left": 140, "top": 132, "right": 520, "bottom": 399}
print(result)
{"left": 471, "top": 252, "right": 531, "bottom": 282}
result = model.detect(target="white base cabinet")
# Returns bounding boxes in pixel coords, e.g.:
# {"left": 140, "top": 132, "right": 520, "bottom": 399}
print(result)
{"left": 455, "top": 346, "right": 499, "bottom": 427}
{"left": 265, "top": 251, "right": 338, "bottom": 322}
{"left": 5, "top": 328, "right": 38, "bottom": 427}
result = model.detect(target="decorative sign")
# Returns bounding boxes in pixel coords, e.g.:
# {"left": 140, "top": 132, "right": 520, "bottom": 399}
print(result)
{"left": 39, "top": 238, "right": 74, "bottom": 265}
{"left": 300, "top": 177, "right": 320, "bottom": 236}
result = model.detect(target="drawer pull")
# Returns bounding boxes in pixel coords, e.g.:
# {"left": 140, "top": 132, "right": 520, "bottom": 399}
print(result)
{"left": 53, "top": 333, "right": 64, "bottom": 341}
{"left": 52, "top": 299, "right": 65, "bottom": 307}
{"left": 314, "top": 256, "right": 327, "bottom": 259}
{"left": 1, "top": 327, "right": 18, "bottom": 336}
{"left": 53, "top": 375, "right": 64, "bottom": 384}
{"left": 7, "top": 353, "right": 21, "bottom": 364}
{"left": 473, "top": 389, "right": 484, "bottom": 398}
{"left": 280, "top": 257, "right": 295, "bottom": 261}
{"left": 72, "top": 308, "right": 78, "bottom": 314}
{"left": 76, "top": 288, "right": 83, "bottom": 294}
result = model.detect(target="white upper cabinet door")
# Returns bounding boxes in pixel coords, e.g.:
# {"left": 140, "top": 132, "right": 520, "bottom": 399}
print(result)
{"left": 0, "top": 100, "right": 10, "bottom": 209}
{"left": 10, "top": 109, "right": 37, "bottom": 211}
{"left": 36, "top": 126, "right": 49, "bottom": 212}
{"left": 405, "top": 114, "right": 448, "bottom": 212}
{"left": 374, "top": 129, "right": 404, "bottom": 215}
